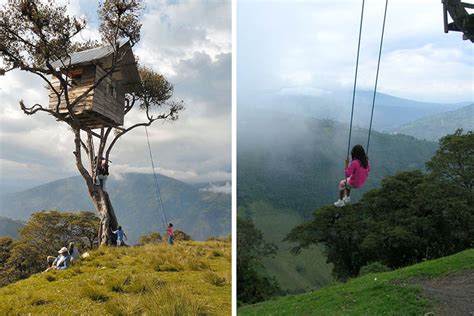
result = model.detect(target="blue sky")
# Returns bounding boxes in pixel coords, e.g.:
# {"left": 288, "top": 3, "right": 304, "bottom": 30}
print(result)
{"left": 237, "top": 0, "right": 473, "bottom": 103}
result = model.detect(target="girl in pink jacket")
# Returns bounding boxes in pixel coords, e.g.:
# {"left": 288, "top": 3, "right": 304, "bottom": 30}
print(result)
{"left": 334, "top": 144, "right": 370, "bottom": 207}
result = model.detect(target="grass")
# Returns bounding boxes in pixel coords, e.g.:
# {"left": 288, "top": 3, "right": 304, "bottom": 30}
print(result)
{"left": 246, "top": 200, "right": 333, "bottom": 293}
{"left": 238, "top": 248, "right": 474, "bottom": 315}
{"left": 0, "top": 240, "right": 231, "bottom": 315}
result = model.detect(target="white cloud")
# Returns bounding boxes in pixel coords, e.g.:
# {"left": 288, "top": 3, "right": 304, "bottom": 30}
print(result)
{"left": 238, "top": 0, "right": 474, "bottom": 103}
{"left": 200, "top": 181, "right": 232, "bottom": 194}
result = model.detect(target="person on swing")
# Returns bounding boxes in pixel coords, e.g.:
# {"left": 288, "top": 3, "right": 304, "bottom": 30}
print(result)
{"left": 334, "top": 144, "right": 370, "bottom": 207}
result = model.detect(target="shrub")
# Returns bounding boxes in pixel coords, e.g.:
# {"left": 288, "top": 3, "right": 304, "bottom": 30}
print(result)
{"left": 174, "top": 230, "right": 192, "bottom": 241}
{"left": 359, "top": 262, "right": 391, "bottom": 276}
{"left": 137, "top": 232, "right": 162, "bottom": 245}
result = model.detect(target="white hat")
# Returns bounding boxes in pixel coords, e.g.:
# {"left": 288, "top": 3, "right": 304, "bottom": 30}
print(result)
{"left": 58, "top": 247, "right": 68, "bottom": 254}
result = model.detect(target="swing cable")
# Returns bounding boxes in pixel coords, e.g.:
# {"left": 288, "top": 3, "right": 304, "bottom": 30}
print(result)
{"left": 145, "top": 126, "right": 168, "bottom": 231}
{"left": 347, "top": 0, "right": 365, "bottom": 161}
{"left": 366, "top": 0, "right": 388, "bottom": 156}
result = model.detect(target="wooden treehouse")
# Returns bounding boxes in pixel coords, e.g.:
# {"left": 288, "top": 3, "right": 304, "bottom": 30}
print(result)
{"left": 49, "top": 42, "right": 140, "bottom": 128}
{"left": 442, "top": 0, "right": 474, "bottom": 42}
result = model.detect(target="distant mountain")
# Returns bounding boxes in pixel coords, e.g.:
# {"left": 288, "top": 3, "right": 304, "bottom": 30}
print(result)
{"left": 0, "top": 217, "right": 25, "bottom": 239}
{"left": 392, "top": 104, "right": 474, "bottom": 141}
{"left": 0, "top": 173, "right": 230, "bottom": 243}
{"left": 239, "top": 91, "right": 469, "bottom": 132}
{"left": 237, "top": 111, "right": 438, "bottom": 293}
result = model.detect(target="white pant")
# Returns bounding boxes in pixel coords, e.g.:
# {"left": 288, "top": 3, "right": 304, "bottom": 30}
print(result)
{"left": 98, "top": 175, "right": 108, "bottom": 190}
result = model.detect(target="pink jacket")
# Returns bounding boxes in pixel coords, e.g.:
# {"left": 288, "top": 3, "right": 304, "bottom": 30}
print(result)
{"left": 345, "top": 159, "right": 370, "bottom": 188}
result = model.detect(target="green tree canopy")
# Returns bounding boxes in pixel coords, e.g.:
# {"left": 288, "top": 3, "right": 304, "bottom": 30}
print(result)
{"left": 237, "top": 216, "right": 279, "bottom": 304}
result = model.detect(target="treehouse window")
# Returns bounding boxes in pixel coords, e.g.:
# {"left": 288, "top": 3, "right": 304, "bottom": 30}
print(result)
{"left": 68, "top": 69, "right": 83, "bottom": 86}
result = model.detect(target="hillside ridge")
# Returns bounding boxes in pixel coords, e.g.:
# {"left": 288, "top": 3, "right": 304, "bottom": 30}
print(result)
{"left": 238, "top": 249, "right": 474, "bottom": 315}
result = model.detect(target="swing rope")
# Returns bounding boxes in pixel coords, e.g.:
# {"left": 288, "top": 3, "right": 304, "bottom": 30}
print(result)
{"left": 366, "top": 0, "right": 388, "bottom": 156}
{"left": 145, "top": 126, "right": 168, "bottom": 231}
{"left": 347, "top": 0, "right": 365, "bottom": 161}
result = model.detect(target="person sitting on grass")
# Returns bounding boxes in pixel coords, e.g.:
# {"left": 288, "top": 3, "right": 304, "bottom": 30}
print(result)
{"left": 334, "top": 144, "right": 371, "bottom": 208}
{"left": 166, "top": 223, "right": 175, "bottom": 245}
{"left": 44, "top": 247, "right": 71, "bottom": 272}
{"left": 112, "top": 226, "right": 127, "bottom": 246}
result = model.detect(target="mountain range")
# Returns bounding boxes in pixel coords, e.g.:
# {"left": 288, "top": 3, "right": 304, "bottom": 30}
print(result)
{"left": 239, "top": 90, "right": 470, "bottom": 132}
{"left": 392, "top": 103, "right": 473, "bottom": 141}
{"left": 0, "top": 173, "right": 231, "bottom": 243}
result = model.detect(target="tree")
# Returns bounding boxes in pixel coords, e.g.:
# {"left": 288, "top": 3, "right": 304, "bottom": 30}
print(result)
{"left": 0, "top": 211, "right": 100, "bottom": 286}
{"left": 426, "top": 129, "right": 474, "bottom": 195}
{"left": 0, "top": 0, "right": 183, "bottom": 245}
{"left": 0, "top": 237, "right": 14, "bottom": 268}
{"left": 237, "top": 217, "right": 279, "bottom": 304}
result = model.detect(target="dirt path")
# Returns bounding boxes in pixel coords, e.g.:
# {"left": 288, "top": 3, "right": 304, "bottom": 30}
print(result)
{"left": 415, "top": 270, "right": 474, "bottom": 315}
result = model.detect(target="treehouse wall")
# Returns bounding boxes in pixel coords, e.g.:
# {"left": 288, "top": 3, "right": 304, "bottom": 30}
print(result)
{"left": 48, "top": 65, "right": 125, "bottom": 128}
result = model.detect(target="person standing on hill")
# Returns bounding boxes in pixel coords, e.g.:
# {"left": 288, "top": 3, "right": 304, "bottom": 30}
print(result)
{"left": 112, "top": 226, "right": 127, "bottom": 246}
{"left": 97, "top": 157, "right": 109, "bottom": 191}
{"left": 334, "top": 144, "right": 371, "bottom": 207}
{"left": 166, "top": 223, "right": 175, "bottom": 245}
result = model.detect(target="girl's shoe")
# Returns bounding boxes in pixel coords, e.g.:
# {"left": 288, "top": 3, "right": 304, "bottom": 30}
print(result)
{"left": 334, "top": 199, "right": 345, "bottom": 207}
{"left": 343, "top": 196, "right": 351, "bottom": 203}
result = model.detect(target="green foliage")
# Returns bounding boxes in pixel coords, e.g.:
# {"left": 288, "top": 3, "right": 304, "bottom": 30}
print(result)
{"left": 137, "top": 231, "right": 162, "bottom": 245}
{"left": 0, "top": 241, "right": 231, "bottom": 315}
{"left": 0, "top": 211, "right": 99, "bottom": 287}
{"left": 287, "top": 130, "right": 474, "bottom": 280}
{"left": 359, "top": 262, "right": 391, "bottom": 276}
{"left": 426, "top": 129, "right": 474, "bottom": 194}
{"left": 0, "top": 237, "right": 13, "bottom": 267}
{"left": 98, "top": 0, "right": 142, "bottom": 45}
{"left": 238, "top": 249, "right": 474, "bottom": 315}
{"left": 0, "top": 0, "right": 86, "bottom": 69}
{"left": 237, "top": 216, "right": 280, "bottom": 304}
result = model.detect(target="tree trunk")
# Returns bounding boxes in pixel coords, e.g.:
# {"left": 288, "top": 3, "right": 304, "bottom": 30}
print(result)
{"left": 89, "top": 186, "right": 118, "bottom": 245}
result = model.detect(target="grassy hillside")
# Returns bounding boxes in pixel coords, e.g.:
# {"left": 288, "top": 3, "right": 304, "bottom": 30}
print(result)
{"left": 241, "top": 201, "right": 332, "bottom": 293}
{"left": 0, "top": 240, "right": 231, "bottom": 315}
{"left": 0, "top": 173, "right": 231, "bottom": 243}
{"left": 393, "top": 103, "right": 474, "bottom": 141}
{"left": 239, "top": 248, "right": 474, "bottom": 315}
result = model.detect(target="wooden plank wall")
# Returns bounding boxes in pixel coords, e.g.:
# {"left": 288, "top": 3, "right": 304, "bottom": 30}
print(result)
{"left": 93, "top": 65, "right": 124, "bottom": 126}
{"left": 48, "top": 64, "right": 125, "bottom": 127}
{"left": 48, "top": 65, "right": 95, "bottom": 113}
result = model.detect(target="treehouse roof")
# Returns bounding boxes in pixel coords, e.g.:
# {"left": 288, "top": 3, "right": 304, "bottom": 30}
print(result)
{"left": 51, "top": 41, "right": 141, "bottom": 91}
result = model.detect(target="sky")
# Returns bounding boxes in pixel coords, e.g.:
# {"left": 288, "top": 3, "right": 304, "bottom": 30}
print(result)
{"left": 0, "top": 0, "right": 231, "bottom": 191}
{"left": 238, "top": 0, "right": 474, "bottom": 104}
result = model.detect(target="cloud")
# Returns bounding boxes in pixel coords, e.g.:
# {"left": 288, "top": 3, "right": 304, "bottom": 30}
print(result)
{"left": 200, "top": 181, "right": 232, "bottom": 194}
{"left": 238, "top": 0, "right": 473, "bottom": 103}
